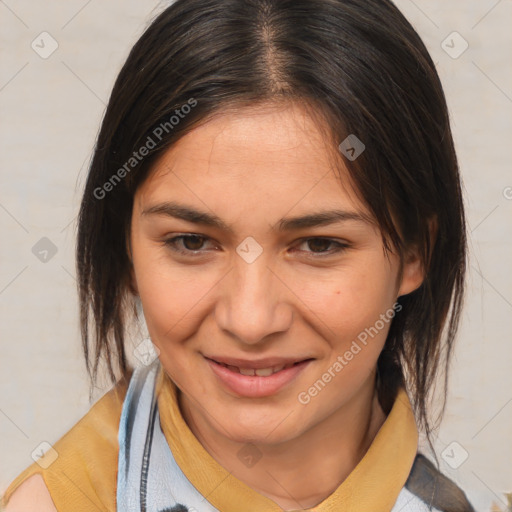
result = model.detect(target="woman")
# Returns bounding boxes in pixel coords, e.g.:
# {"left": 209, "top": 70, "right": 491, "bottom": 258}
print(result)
{"left": 2, "top": 0, "right": 474, "bottom": 510}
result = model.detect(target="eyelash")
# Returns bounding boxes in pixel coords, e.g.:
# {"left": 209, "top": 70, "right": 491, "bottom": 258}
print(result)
{"left": 162, "top": 234, "right": 350, "bottom": 259}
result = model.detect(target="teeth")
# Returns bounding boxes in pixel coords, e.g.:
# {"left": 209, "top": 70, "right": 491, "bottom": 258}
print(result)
{"left": 255, "top": 368, "right": 273, "bottom": 376}
{"left": 223, "top": 364, "right": 288, "bottom": 376}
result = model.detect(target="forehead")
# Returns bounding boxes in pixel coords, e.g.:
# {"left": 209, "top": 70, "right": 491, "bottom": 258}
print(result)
{"left": 135, "top": 102, "right": 368, "bottom": 218}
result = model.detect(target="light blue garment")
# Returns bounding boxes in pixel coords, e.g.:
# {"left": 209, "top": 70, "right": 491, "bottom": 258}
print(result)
{"left": 116, "top": 360, "right": 220, "bottom": 512}
{"left": 116, "top": 360, "right": 440, "bottom": 512}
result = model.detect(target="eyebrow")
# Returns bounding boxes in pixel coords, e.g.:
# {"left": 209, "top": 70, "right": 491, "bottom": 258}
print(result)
{"left": 141, "top": 201, "right": 371, "bottom": 233}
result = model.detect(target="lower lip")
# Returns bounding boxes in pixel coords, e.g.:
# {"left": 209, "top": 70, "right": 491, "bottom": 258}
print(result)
{"left": 205, "top": 357, "right": 313, "bottom": 398}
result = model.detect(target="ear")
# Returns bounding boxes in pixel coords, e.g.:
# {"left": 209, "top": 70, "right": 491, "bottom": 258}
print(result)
{"left": 128, "top": 266, "right": 139, "bottom": 295}
{"left": 396, "top": 246, "right": 424, "bottom": 297}
{"left": 126, "top": 230, "right": 139, "bottom": 295}
{"left": 397, "top": 216, "right": 437, "bottom": 297}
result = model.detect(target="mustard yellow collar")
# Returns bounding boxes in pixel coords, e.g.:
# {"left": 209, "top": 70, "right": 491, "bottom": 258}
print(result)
{"left": 156, "top": 367, "right": 418, "bottom": 512}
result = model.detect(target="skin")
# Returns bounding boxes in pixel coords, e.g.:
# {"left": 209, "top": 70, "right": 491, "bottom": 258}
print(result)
{"left": 4, "top": 474, "right": 58, "bottom": 511}
{"left": 128, "top": 101, "right": 424, "bottom": 510}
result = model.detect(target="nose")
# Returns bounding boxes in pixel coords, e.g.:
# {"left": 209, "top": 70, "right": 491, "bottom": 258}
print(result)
{"left": 215, "top": 254, "right": 293, "bottom": 345}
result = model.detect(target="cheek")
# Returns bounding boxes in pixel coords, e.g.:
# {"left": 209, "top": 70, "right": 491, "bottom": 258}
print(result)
{"left": 131, "top": 239, "right": 214, "bottom": 345}
{"left": 299, "top": 275, "right": 398, "bottom": 406}
{"left": 294, "top": 262, "right": 398, "bottom": 389}
{"left": 301, "top": 264, "right": 397, "bottom": 337}
{"left": 140, "top": 277, "right": 210, "bottom": 342}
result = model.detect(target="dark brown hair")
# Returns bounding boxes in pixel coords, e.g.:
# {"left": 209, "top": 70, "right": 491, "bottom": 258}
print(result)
{"left": 77, "top": 0, "right": 466, "bottom": 472}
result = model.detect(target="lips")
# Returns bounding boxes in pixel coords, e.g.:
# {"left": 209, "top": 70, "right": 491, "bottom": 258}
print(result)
{"left": 211, "top": 361, "right": 300, "bottom": 376}
{"left": 204, "top": 356, "right": 312, "bottom": 377}
{"left": 205, "top": 356, "right": 314, "bottom": 397}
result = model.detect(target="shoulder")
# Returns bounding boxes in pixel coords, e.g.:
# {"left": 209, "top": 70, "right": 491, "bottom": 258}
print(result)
{"left": 405, "top": 453, "right": 475, "bottom": 512}
{"left": 1, "top": 370, "right": 132, "bottom": 511}
{"left": 3, "top": 474, "right": 57, "bottom": 512}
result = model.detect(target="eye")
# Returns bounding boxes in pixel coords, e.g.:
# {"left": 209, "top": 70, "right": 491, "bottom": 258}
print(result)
{"left": 293, "top": 237, "right": 350, "bottom": 258}
{"left": 163, "top": 234, "right": 216, "bottom": 255}
{"left": 162, "top": 234, "right": 349, "bottom": 259}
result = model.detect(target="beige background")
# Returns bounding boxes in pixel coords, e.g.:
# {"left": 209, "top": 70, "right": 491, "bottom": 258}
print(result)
{"left": 1, "top": 1, "right": 511, "bottom": 510}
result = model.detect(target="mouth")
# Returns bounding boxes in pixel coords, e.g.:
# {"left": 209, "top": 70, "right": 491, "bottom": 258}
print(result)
{"left": 205, "top": 358, "right": 310, "bottom": 377}
{"left": 204, "top": 356, "right": 315, "bottom": 398}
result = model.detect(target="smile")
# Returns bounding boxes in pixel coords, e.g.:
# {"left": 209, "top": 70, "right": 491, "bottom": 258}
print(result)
{"left": 205, "top": 357, "right": 313, "bottom": 398}
{"left": 213, "top": 361, "right": 300, "bottom": 376}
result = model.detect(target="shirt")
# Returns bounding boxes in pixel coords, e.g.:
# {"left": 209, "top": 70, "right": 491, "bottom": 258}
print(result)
{"left": 1, "top": 360, "right": 473, "bottom": 511}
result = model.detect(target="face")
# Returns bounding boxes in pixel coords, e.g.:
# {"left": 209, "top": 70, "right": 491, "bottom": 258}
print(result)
{"left": 129, "top": 102, "right": 423, "bottom": 445}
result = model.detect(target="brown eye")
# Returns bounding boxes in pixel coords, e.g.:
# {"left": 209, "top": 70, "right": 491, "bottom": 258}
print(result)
{"left": 181, "top": 235, "right": 206, "bottom": 251}
{"left": 163, "top": 234, "right": 214, "bottom": 255}
{"left": 294, "top": 238, "right": 350, "bottom": 258}
{"left": 306, "top": 238, "right": 333, "bottom": 253}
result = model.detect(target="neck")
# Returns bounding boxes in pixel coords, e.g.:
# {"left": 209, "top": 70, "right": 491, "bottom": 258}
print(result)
{"left": 178, "top": 373, "right": 387, "bottom": 510}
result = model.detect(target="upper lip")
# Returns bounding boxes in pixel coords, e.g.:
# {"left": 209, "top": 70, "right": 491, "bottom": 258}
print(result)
{"left": 204, "top": 355, "right": 313, "bottom": 369}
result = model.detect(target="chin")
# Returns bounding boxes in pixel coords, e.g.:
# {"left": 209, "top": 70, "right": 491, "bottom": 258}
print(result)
{"left": 225, "top": 427, "right": 289, "bottom": 446}
{"left": 218, "top": 410, "right": 306, "bottom": 446}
